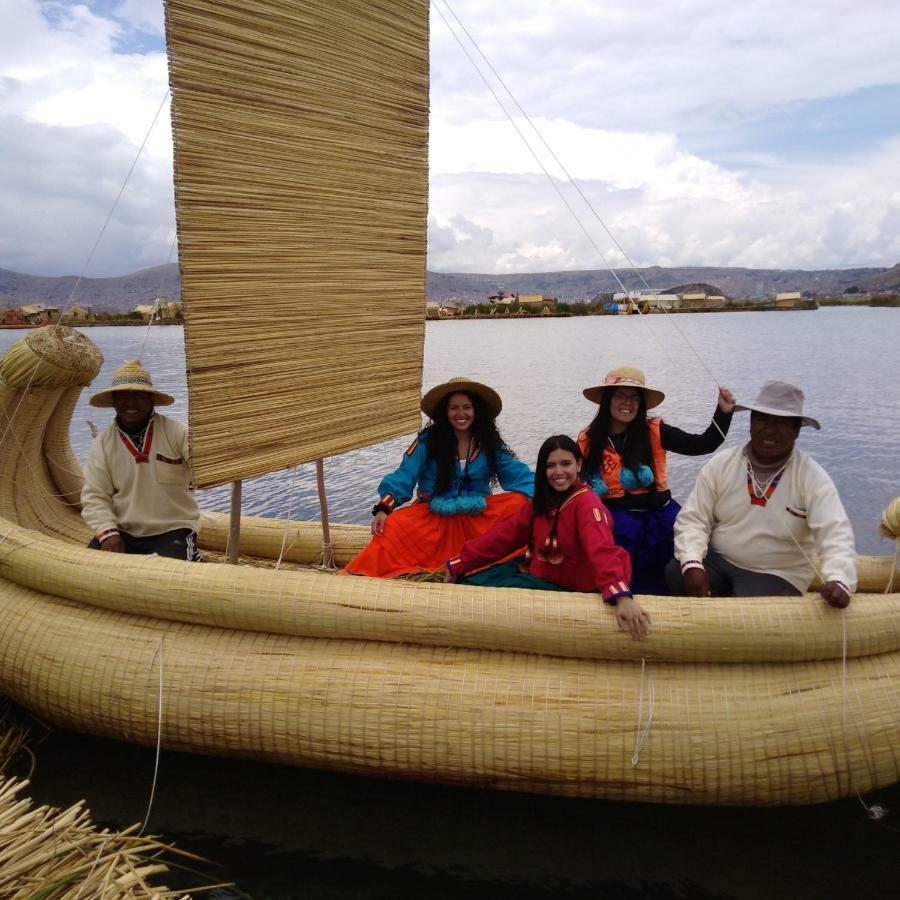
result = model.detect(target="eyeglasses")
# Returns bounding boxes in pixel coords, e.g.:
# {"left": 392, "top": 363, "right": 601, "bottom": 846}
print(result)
{"left": 611, "top": 392, "right": 641, "bottom": 405}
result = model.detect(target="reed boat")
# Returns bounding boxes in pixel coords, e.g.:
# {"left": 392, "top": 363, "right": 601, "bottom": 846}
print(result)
{"left": 1, "top": 0, "right": 899, "bottom": 808}
{"left": 1, "top": 326, "right": 899, "bottom": 807}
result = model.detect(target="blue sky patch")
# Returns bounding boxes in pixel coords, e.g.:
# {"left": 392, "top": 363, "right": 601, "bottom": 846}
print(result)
{"left": 687, "top": 83, "right": 900, "bottom": 169}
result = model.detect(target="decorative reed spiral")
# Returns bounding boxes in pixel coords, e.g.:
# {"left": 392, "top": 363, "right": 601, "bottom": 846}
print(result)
{"left": 880, "top": 497, "right": 900, "bottom": 540}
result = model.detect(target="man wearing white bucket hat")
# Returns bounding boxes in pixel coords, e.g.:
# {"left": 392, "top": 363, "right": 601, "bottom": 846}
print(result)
{"left": 667, "top": 381, "right": 856, "bottom": 607}
{"left": 81, "top": 359, "right": 201, "bottom": 561}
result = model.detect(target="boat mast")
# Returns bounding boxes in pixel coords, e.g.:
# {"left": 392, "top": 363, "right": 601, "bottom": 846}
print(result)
{"left": 227, "top": 480, "right": 241, "bottom": 564}
{"left": 316, "top": 459, "right": 335, "bottom": 568}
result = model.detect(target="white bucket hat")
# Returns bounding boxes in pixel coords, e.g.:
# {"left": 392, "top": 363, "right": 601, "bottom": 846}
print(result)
{"left": 734, "top": 380, "right": 820, "bottom": 429}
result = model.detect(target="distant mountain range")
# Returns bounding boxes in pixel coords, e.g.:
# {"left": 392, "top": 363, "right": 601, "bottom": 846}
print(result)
{"left": 0, "top": 265, "right": 181, "bottom": 313}
{"left": 0, "top": 262, "right": 896, "bottom": 312}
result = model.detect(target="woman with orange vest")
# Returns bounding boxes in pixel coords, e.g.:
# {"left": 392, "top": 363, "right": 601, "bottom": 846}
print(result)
{"left": 578, "top": 366, "right": 735, "bottom": 594}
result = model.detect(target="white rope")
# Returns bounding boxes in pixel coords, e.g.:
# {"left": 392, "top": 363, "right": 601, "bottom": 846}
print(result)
{"left": 839, "top": 612, "right": 888, "bottom": 820}
{"left": 630, "top": 657, "right": 655, "bottom": 766}
{"left": 275, "top": 464, "right": 302, "bottom": 570}
{"left": 138, "top": 638, "right": 165, "bottom": 836}
{"left": 59, "top": 90, "right": 171, "bottom": 323}
{"left": 0, "top": 88, "right": 171, "bottom": 454}
{"left": 886, "top": 540, "right": 898, "bottom": 594}
{"left": 73, "top": 833, "right": 114, "bottom": 900}
{"left": 432, "top": 1, "right": 627, "bottom": 296}
{"left": 435, "top": 0, "right": 730, "bottom": 406}
{"left": 136, "top": 233, "right": 179, "bottom": 362}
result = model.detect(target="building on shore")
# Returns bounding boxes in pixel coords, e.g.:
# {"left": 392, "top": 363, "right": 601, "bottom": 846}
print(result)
{"left": 64, "top": 305, "right": 93, "bottom": 322}
{"left": 775, "top": 292, "right": 803, "bottom": 309}
{"left": 19, "top": 304, "right": 60, "bottom": 326}
{"left": 133, "top": 297, "right": 182, "bottom": 322}
{"left": 439, "top": 299, "right": 465, "bottom": 317}
{"left": 517, "top": 294, "right": 557, "bottom": 314}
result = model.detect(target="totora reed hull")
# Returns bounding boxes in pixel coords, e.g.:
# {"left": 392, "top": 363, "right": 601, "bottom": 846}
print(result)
{"left": 0, "top": 326, "right": 899, "bottom": 806}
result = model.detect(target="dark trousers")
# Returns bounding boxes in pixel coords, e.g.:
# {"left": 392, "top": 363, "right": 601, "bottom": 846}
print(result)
{"left": 664, "top": 549, "right": 800, "bottom": 597}
{"left": 88, "top": 528, "right": 201, "bottom": 562}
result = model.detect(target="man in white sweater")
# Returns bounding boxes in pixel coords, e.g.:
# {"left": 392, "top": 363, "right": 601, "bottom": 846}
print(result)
{"left": 81, "top": 359, "right": 201, "bottom": 561}
{"left": 667, "top": 381, "right": 855, "bottom": 608}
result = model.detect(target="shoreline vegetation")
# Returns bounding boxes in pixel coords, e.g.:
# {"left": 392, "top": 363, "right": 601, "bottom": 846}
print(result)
{"left": 0, "top": 698, "right": 218, "bottom": 898}
{"left": 2, "top": 293, "right": 897, "bottom": 329}
{"left": 433, "top": 293, "right": 898, "bottom": 320}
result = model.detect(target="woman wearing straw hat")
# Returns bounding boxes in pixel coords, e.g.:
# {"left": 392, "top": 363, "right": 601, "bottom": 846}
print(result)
{"left": 81, "top": 359, "right": 201, "bottom": 561}
{"left": 578, "top": 365, "right": 736, "bottom": 594}
{"left": 345, "top": 377, "right": 534, "bottom": 578}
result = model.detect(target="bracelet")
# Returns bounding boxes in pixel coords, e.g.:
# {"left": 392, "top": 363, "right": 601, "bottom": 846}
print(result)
{"left": 372, "top": 503, "right": 391, "bottom": 517}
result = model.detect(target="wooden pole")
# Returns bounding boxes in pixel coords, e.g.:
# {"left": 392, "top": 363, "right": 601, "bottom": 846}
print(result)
{"left": 227, "top": 480, "right": 242, "bottom": 564}
{"left": 315, "top": 458, "right": 335, "bottom": 568}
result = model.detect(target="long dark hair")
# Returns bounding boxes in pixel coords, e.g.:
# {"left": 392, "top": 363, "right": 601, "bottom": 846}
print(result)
{"left": 424, "top": 391, "right": 505, "bottom": 495}
{"left": 583, "top": 389, "right": 653, "bottom": 482}
{"left": 533, "top": 434, "right": 582, "bottom": 517}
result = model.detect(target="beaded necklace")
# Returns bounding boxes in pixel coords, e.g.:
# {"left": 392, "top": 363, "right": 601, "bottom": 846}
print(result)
{"left": 746, "top": 457, "right": 788, "bottom": 507}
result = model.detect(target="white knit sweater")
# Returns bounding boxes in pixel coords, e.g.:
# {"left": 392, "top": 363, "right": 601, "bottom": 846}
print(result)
{"left": 674, "top": 445, "right": 857, "bottom": 593}
{"left": 81, "top": 413, "right": 200, "bottom": 539}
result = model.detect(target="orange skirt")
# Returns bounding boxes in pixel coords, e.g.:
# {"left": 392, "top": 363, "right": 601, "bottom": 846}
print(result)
{"left": 344, "top": 492, "right": 529, "bottom": 579}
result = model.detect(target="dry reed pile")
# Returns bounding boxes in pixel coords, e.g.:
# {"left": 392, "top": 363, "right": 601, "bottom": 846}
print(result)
{"left": 0, "top": 701, "right": 207, "bottom": 898}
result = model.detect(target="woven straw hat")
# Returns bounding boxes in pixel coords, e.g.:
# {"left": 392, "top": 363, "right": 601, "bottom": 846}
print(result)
{"left": 421, "top": 376, "right": 502, "bottom": 418}
{"left": 582, "top": 365, "right": 665, "bottom": 409}
{"left": 89, "top": 359, "right": 175, "bottom": 408}
{"left": 734, "top": 380, "right": 820, "bottom": 429}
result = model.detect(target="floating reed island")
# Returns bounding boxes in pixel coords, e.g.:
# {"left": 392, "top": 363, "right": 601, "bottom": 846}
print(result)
{"left": 0, "top": 325, "right": 899, "bottom": 808}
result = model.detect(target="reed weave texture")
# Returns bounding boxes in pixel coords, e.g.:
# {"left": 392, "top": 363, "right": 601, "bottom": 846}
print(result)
{"left": 165, "top": 0, "right": 429, "bottom": 488}
{"left": 1, "top": 327, "right": 899, "bottom": 804}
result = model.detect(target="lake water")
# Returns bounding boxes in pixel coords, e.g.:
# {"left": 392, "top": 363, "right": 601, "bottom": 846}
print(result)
{"left": 5, "top": 308, "right": 900, "bottom": 898}
{"left": 3, "top": 306, "right": 896, "bottom": 553}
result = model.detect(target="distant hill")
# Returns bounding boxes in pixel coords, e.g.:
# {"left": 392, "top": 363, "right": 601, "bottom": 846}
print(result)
{"left": 0, "top": 262, "right": 887, "bottom": 311}
{"left": 853, "top": 262, "right": 900, "bottom": 293}
{"left": 0, "top": 265, "right": 181, "bottom": 313}
{"left": 427, "top": 266, "right": 885, "bottom": 303}
{"left": 660, "top": 282, "right": 726, "bottom": 297}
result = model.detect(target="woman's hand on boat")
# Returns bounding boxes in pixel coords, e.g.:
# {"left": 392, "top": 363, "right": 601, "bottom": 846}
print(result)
{"left": 371, "top": 510, "right": 388, "bottom": 536}
{"left": 443, "top": 568, "right": 458, "bottom": 583}
{"left": 820, "top": 580, "right": 851, "bottom": 609}
{"left": 615, "top": 595, "right": 651, "bottom": 640}
{"left": 717, "top": 386, "right": 736, "bottom": 412}
{"left": 682, "top": 567, "right": 711, "bottom": 597}
{"left": 99, "top": 533, "right": 125, "bottom": 553}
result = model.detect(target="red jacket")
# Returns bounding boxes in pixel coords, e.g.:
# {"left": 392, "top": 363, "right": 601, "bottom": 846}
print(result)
{"left": 447, "top": 485, "right": 632, "bottom": 603}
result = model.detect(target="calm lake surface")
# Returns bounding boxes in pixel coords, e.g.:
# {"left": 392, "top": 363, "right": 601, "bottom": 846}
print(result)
{"left": 3, "top": 307, "right": 896, "bottom": 552}
{"left": 5, "top": 307, "right": 900, "bottom": 898}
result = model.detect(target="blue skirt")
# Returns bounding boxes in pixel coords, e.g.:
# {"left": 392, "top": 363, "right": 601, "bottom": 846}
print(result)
{"left": 609, "top": 500, "right": 680, "bottom": 595}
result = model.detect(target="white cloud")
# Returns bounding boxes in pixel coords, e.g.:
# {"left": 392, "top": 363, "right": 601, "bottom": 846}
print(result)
{"left": 113, "top": 0, "right": 165, "bottom": 35}
{"left": 0, "top": 114, "right": 175, "bottom": 275}
{"left": 431, "top": 0, "right": 900, "bottom": 133}
{"left": 2, "top": 0, "right": 899, "bottom": 276}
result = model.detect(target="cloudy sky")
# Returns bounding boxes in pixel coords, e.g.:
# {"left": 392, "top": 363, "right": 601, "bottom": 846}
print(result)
{"left": 2, "top": 0, "right": 900, "bottom": 277}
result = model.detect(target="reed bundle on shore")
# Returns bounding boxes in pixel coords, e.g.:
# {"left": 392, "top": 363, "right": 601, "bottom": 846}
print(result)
{"left": 0, "top": 776, "right": 195, "bottom": 899}
{"left": 0, "top": 701, "right": 210, "bottom": 899}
